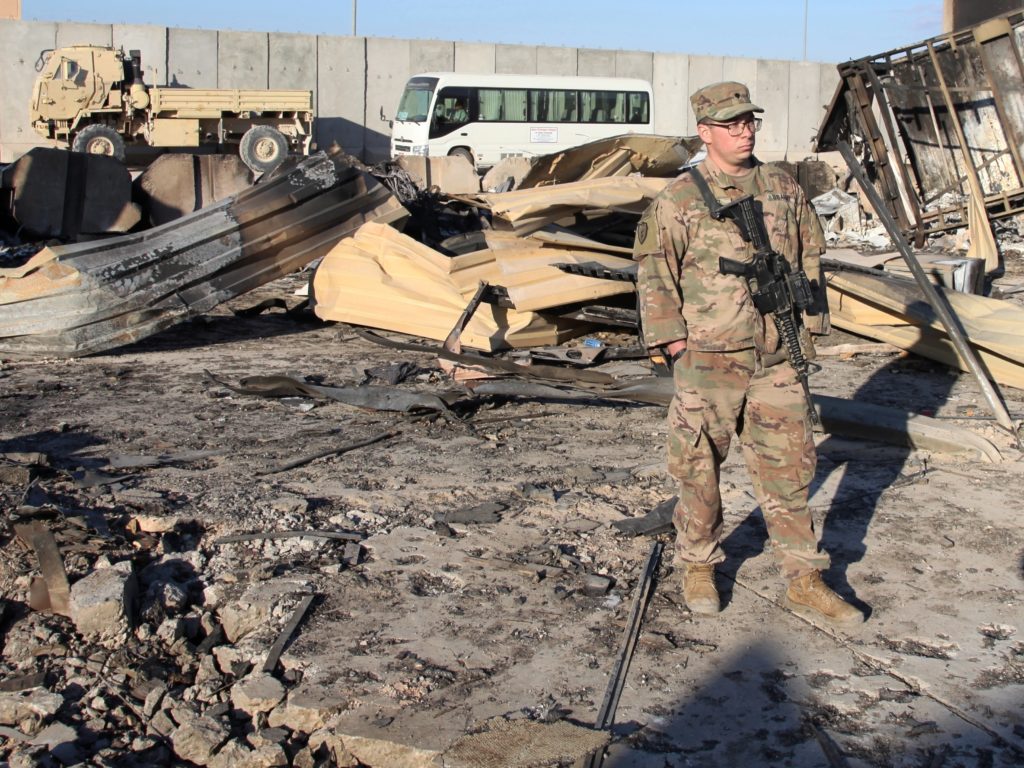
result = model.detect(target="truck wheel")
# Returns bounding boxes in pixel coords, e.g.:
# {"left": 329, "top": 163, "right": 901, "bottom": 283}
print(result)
{"left": 71, "top": 124, "right": 126, "bottom": 161}
{"left": 239, "top": 125, "right": 288, "bottom": 174}
{"left": 449, "top": 147, "right": 474, "bottom": 166}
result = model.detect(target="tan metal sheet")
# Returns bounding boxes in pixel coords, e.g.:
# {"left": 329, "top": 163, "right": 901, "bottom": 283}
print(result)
{"left": 310, "top": 222, "right": 587, "bottom": 351}
{"left": 467, "top": 176, "right": 669, "bottom": 229}
{"left": 826, "top": 270, "right": 1024, "bottom": 388}
{"left": 517, "top": 133, "right": 700, "bottom": 188}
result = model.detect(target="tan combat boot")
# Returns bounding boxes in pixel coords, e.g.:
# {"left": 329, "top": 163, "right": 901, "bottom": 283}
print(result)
{"left": 682, "top": 563, "right": 720, "bottom": 615}
{"left": 786, "top": 571, "right": 864, "bottom": 626}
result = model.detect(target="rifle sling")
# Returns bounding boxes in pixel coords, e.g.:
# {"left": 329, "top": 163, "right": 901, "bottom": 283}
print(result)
{"left": 686, "top": 167, "right": 729, "bottom": 220}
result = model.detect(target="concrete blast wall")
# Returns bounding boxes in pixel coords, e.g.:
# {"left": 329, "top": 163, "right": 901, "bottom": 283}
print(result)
{"left": 0, "top": 18, "right": 839, "bottom": 164}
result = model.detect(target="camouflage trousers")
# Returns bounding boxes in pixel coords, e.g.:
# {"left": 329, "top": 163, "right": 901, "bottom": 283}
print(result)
{"left": 667, "top": 348, "right": 829, "bottom": 579}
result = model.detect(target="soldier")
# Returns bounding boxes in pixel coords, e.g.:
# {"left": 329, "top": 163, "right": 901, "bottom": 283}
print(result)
{"left": 632, "top": 81, "right": 864, "bottom": 625}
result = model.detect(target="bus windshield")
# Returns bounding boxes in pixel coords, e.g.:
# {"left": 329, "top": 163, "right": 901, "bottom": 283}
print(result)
{"left": 395, "top": 77, "right": 437, "bottom": 123}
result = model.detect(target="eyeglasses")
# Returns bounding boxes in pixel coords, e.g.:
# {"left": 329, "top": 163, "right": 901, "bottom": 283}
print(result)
{"left": 703, "top": 117, "right": 762, "bottom": 136}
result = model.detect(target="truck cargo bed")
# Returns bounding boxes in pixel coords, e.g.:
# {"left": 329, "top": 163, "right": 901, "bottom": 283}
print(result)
{"left": 149, "top": 88, "right": 312, "bottom": 118}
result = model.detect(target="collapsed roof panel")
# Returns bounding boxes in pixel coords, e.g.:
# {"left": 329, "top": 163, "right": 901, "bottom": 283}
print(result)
{"left": 816, "top": 10, "right": 1024, "bottom": 243}
{"left": 465, "top": 176, "right": 670, "bottom": 235}
{"left": 309, "top": 221, "right": 630, "bottom": 351}
{"left": 515, "top": 134, "right": 702, "bottom": 189}
{"left": 0, "top": 152, "right": 407, "bottom": 359}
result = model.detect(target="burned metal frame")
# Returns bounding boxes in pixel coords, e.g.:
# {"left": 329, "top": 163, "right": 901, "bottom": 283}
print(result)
{"left": 817, "top": 11, "right": 1024, "bottom": 244}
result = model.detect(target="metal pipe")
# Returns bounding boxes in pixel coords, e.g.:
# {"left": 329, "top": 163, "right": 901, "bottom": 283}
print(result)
{"left": 838, "top": 140, "right": 1019, "bottom": 444}
{"left": 352, "top": 0, "right": 357, "bottom": 35}
{"left": 803, "top": 0, "right": 809, "bottom": 60}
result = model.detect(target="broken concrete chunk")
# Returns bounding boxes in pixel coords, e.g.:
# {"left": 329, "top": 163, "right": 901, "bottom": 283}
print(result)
{"left": 444, "top": 718, "right": 610, "bottom": 768}
{"left": 0, "top": 690, "right": 64, "bottom": 730}
{"left": 341, "top": 541, "right": 363, "bottom": 567}
{"left": 206, "top": 740, "right": 255, "bottom": 768}
{"left": 307, "top": 726, "right": 359, "bottom": 767}
{"left": 267, "top": 686, "right": 348, "bottom": 734}
{"left": 341, "top": 733, "right": 443, "bottom": 768}
{"left": 246, "top": 744, "right": 290, "bottom": 768}
{"left": 170, "top": 716, "right": 230, "bottom": 766}
{"left": 69, "top": 564, "right": 137, "bottom": 643}
{"left": 143, "top": 684, "right": 167, "bottom": 718}
{"left": 582, "top": 574, "right": 613, "bottom": 597}
{"left": 29, "top": 721, "right": 77, "bottom": 750}
{"left": 231, "top": 674, "right": 285, "bottom": 716}
{"left": 218, "top": 579, "right": 313, "bottom": 643}
{"left": 147, "top": 708, "right": 177, "bottom": 738}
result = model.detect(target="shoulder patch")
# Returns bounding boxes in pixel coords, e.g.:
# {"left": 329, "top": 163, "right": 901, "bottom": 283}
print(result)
{"left": 634, "top": 210, "right": 662, "bottom": 254}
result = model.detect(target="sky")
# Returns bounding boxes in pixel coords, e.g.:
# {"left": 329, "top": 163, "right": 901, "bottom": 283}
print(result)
{"left": 25, "top": 0, "right": 944, "bottom": 64}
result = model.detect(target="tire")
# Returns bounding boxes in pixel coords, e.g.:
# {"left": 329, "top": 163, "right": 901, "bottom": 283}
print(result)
{"left": 71, "top": 124, "right": 126, "bottom": 161}
{"left": 239, "top": 125, "right": 288, "bottom": 174}
{"left": 448, "top": 147, "right": 474, "bottom": 166}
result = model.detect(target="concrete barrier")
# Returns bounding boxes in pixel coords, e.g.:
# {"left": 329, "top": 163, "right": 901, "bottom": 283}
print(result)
{"left": 0, "top": 18, "right": 839, "bottom": 164}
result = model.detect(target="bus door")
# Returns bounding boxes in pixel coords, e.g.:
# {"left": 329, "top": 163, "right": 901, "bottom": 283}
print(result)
{"left": 429, "top": 86, "right": 473, "bottom": 153}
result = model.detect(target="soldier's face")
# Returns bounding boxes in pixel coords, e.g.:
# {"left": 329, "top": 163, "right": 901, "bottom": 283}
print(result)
{"left": 697, "top": 112, "right": 757, "bottom": 171}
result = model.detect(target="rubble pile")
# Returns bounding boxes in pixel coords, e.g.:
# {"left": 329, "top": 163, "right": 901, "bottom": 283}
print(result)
{"left": 0, "top": 466, "right": 367, "bottom": 766}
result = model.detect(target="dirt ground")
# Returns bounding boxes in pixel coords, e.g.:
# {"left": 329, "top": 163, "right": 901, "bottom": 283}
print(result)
{"left": 2, "top": 254, "right": 1024, "bottom": 767}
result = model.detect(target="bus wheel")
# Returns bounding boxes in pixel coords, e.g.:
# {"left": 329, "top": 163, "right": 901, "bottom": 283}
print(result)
{"left": 448, "top": 147, "right": 474, "bottom": 166}
{"left": 240, "top": 125, "right": 288, "bottom": 174}
{"left": 72, "top": 124, "right": 126, "bottom": 161}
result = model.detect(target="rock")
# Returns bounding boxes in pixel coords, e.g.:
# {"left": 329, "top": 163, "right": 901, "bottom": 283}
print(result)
{"left": 194, "top": 655, "right": 223, "bottom": 687}
{"left": 218, "top": 579, "right": 312, "bottom": 643}
{"left": 0, "top": 690, "right": 64, "bottom": 730}
{"left": 29, "top": 721, "right": 76, "bottom": 749}
{"left": 308, "top": 726, "right": 359, "bottom": 767}
{"left": 343, "top": 734, "right": 443, "bottom": 768}
{"left": 69, "top": 563, "right": 137, "bottom": 643}
{"left": 246, "top": 744, "right": 290, "bottom": 767}
{"left": 247, "top": 726, "right": 289, "bottom": 748}
{"left": 582, "top": 574, "right": 613, "bottom": 596}
{"left": 143, "top": 684, "right": 167, "bottom": 718}
{"left": 147, "top": 708, "right": 177, "bottom": 738}
{"left": 232, "top": 675, "right": 285, "bottom": 716}
{"left": 170, "top": 716, "right": 230, "bottom": 766}
{"left": 148, "top": 580, "right": 190, "bottom": 616}
{"left": 207, "top": 739, "right": 254, "bottom": 768}
{"left": 269, "top": 496, "right": 309, "bottom": 515}
{"left": 267, "top": 686, "right": 348, "bottom": 734}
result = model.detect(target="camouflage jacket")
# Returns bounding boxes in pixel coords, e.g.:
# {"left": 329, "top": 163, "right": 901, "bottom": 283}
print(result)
{"left": 633, "top": 157, "right": 829, "bottom": 353}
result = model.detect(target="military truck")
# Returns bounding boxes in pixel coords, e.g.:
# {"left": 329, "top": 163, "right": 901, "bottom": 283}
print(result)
{"left": 30, "top": 46, "right": 313, "bottom": 173}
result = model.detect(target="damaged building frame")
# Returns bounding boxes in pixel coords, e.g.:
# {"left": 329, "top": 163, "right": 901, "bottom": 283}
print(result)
{"left": 817, "top": 9, "right": 1024, "bottom": 257}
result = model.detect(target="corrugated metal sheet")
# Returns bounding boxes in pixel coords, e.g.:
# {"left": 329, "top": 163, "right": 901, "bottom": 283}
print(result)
{"left": 0, "top": 151, "right": 407, "bottom": 359}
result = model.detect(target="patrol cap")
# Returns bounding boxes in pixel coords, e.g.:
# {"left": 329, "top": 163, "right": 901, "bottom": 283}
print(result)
{"left": 690, "top": 81, "right": 764, "bottom": 123}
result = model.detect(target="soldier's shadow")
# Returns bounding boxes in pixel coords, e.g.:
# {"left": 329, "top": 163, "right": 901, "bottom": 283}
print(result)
{"left": 717, "top": 353, "right": 959, "bottom": 614}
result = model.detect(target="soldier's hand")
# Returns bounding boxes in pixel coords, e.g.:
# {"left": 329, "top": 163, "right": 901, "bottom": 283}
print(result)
{"left": 664, "top": 339, "right": 687, "bottom": 361}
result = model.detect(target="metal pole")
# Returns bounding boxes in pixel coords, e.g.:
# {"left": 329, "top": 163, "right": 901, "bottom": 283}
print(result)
{"left": 352, "top": 0, "right": 357, "bottom": 35}
{"left": 838, "top": 140, "right": 1020, "bottom": 444}
{"left": 803, "top": 0, "right": 809, "bottom": 60}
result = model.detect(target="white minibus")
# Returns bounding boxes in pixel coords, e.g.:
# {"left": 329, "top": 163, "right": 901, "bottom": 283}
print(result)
{"left": 388, "top": 72, "right": 654, "bottom": 168}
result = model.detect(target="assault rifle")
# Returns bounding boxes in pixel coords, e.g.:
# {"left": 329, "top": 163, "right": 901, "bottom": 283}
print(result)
{"left": 714, "top": 194, "right": 820, "bottom": 423}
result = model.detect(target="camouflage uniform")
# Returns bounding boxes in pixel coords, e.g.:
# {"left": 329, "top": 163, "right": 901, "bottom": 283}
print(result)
{"left": 633, "top": 135, "right": 831, "bottom": 580}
